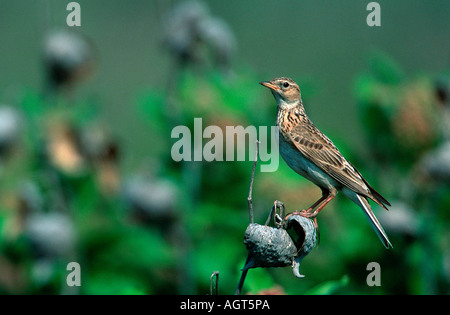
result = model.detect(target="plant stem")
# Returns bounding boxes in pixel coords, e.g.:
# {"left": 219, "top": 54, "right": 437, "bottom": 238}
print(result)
{"left": 235, "top": 261, "right": 249, "bottom": 295}
{"left": 247, "top": 140, "right": 260, "bottom": 224}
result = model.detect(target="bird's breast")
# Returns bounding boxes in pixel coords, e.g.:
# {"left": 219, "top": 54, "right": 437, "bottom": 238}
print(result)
{"left": 279, "top": 134, "right": 339, "bottom": 190}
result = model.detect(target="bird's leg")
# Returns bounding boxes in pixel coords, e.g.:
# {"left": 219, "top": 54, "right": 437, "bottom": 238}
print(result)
{"left": 288, "top": 189, "right": 335, "bottom": 244}
{"left": 302, "top": 188, "right": 330, "bottom": 214}
{"left": 292, "top": 194, "right": 327, "bottom": 218}
{"left": 305, "top": 195, "right": 328, "bottom": 213}
{"left": 285, "top": 190, "right": 335, "bottom": 233}
{"left": 307, "top": 193, "right": 336, "bottom": 218}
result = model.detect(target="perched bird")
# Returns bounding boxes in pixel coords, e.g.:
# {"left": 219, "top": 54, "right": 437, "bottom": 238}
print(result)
{"left": 260, "top": 77, "right": 392, "bottom": 248}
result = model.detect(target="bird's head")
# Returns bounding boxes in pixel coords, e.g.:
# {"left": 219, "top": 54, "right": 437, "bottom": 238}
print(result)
{"left": 259, "top": 77, "right": 301, "bottom": 108}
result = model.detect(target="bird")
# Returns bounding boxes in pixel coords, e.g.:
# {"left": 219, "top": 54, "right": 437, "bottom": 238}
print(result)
{"left": 260, "top": 77, "right": 392, "bottom": 248}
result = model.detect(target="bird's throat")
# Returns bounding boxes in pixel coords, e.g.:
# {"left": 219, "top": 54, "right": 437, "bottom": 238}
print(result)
{"left": 273, "top": 94, "right": 300, "bottom": 111}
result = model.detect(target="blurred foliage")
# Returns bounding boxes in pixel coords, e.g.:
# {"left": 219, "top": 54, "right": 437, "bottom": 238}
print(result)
{"left": 354, "top": 52, "right": 442, "bottom": 171}
{"left": 0, "top": 54, "right": 447, "bottom": 294}
{"left": 0, "top": 2, "right": 449, "bottom": 296}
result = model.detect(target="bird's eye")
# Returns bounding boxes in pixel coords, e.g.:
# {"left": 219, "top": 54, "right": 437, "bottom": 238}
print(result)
{"left": 283, "top": 82, "right": 290, "bottom": 88}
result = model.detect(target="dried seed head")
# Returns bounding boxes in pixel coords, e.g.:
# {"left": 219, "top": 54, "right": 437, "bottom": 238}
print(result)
{"left": 377, "top": 201, "right": 419, "bottom": 239}
{"left": 418, "top": 141, "right": 450, "bottom": 183}
{"left": 243, "top": 213, "right": 317, "bottom": 278}
{"left": 80, "top": 124, "right": 119, "bottom": 163}
{"left": 197, "top": 16, "right": 236, "bottom": 71}
{"left": 44, "top": 30, "right": 95, "bottom": 88}
{"left": 243, "top": 223, "right": 298, "bottom": 270}
{"left": 0, "top": 106, "right": 22, "bottom": 159}
{"left": 163, "top": 0, "right": 209, "bottom": 62}
{"left": 25, "top": 212, "right": 76, "bottom": 259}
{"left": 435, "top": 77, "right": 449, "bottom": 106}
{"left": 285, "top": 214, "right": 318, "bottom": 278}
{"left": 163, "top": 0, "right": 235, "bottom": 70}
{"left": 122, "top": 175, "right": 179, "bottom": 223}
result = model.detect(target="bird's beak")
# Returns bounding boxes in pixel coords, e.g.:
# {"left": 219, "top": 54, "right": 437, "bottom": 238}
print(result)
{"left": 259, "top": 81, "right": 280, "bottom": 91}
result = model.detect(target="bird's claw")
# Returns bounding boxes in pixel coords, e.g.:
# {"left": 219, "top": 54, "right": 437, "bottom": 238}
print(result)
{"left": 299, "top": 209, "right": 315, "bottom": 218}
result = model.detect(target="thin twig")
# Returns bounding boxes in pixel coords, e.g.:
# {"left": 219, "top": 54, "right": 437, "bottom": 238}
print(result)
{"left": 236, "top": 142, "right": 261, "bottom": 295}
{"left": 210, "top": 271, "right": 219, "bottom": 295}
{"left": 248, "top": 140, "right": 260, "bottom": 224}
{"left": 235, "top": 259, "right": 249, "bottom": 295}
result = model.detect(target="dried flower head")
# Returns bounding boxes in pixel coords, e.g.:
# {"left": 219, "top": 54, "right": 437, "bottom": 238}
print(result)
{"left": 0, "top": 105, "right": 22, "bottom": 157}
{"left": 43, "top": 30, "right": 95, "bottom": 89}
{"left": 243, "top": 212, "right": 317, "bottom": 278}
{"left": 163, "top": 0, "right": 236, "bottom": 71}
{"left": 122, "top": 174, "right": 179, "bottom": 224}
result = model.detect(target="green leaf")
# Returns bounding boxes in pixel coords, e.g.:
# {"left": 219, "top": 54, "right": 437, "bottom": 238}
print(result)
{"left": 305, "top": 275, "right": 349, "bottom": 295}
{"left": 85, "top": 271, "right": 148, "bottom": 295}
{"left": 95, "top": 227, "right": 175, "bottom": 272}
{"left": 369, "top": 52, "right": 405, "bottom": 85}
{"left": 241, "top": 266, "right": 276, "bottom": 294}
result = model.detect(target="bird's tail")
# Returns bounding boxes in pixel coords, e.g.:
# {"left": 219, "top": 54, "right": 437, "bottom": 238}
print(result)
{"left": 356, "top": 194, "right": 393, "bottom": 249}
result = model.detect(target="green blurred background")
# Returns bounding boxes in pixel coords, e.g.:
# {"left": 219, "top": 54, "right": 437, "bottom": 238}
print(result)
{"left": 0, "top": 0, "right": 448, "bottom": 294}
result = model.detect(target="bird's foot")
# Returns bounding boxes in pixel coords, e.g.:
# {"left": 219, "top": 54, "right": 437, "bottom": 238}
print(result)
{"left": 285, "top": 209, "right": 316, "bottom": 220}
{"left": 299, "top": 209, "right": 316, "bottom": 218}
{"left": 305, "top": 207, "right": 314, "bottom": 213}
{"left": 286, "top": 209, "right": 315, "bottom": 217}
{"left": 286, "top": 210, "right": 309, "bottom": 219}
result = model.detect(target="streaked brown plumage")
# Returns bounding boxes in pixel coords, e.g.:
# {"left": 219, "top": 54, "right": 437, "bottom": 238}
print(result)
{"left": 260, "top": 77, "right": 392, "bottom": 248}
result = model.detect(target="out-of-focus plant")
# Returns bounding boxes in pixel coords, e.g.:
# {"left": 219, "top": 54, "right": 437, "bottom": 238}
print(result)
{"left": 354, "top": 52, "right": 450, "bottom": 294}
{"left": 162, "top": 0, "right": 236, "bottom": 74}
{"left": 0, "top": 1, "right": 447, "bottom": 296}
{"left": 354, "top": 52, "right": 442, "bottom": 172}
{"left": 43, "top": 29, "right": 96, "bottom": 96}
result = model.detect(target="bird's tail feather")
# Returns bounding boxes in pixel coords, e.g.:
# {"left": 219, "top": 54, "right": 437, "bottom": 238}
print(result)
{"left": 356, "top": 194, "right": 393, "bottom": 249}
{"left": 359, "top": 176, "right": 391, "bottom": 210}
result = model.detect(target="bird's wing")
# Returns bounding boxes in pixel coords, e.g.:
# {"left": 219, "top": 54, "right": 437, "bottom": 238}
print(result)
{"left": 285, "top": 123, "right": 373, "bottom": 199}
